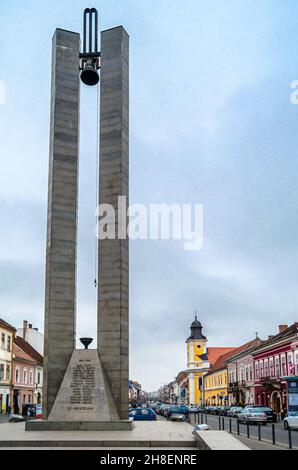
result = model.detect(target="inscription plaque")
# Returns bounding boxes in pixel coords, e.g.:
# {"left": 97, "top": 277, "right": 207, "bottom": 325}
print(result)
{"left": 48, "top": 349, "right": 119, "bottom": 422}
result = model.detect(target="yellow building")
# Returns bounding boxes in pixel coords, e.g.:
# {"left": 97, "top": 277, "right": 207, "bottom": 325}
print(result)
{"left": 186, "top": 315, "right": 238, "bottom": 405}
{"left": 0, "top": 318, "right": 16, "bottom": 413}
{"left": 204, "top": 349, "right": 236, "bottom": 406}
{"left": 186, "top": 315, "right": 211, "bottom": 405}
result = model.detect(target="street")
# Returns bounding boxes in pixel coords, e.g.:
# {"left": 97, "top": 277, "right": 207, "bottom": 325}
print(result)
{"left": 189, "top": 413, "right": 298, "bottom": 449}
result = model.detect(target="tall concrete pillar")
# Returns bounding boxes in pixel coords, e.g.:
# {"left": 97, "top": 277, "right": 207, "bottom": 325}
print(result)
{"left": 43, "top": 29, "right": 80, "bottom": 418}
{"left": 98, "top": 26, "right": 129, "bottom": 420}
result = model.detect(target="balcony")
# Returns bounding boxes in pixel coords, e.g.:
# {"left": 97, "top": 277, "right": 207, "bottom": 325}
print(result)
{"left": 258, "top": 375, "right": 282, "bottom": 390}
{"left": 228, "top": 381, "right": 239, "bottom": 391}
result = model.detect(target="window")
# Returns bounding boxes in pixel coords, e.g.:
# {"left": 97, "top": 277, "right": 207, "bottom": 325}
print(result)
{"left": 28, "top": 395, "right": 31, "bottom": 404}
{"left": 295, "top": 351, "right": 298, "bottom": 375}
{"left": 0, "top": 364, "right": 4, "bottom": 380}
{"left": 15, "top": 368, "right": 19, "bottom": 383}
{"left": 249, "top": 365, "right": 253, "bottom": 381}
{"left": 7, "top": 336, "right": 11, "bottom": 352}
{"left": 1, "top": 333, "right": 5, "bottom": 350}
{"left": 259, "top": 361, "right": 264, "bottom": 378}
{"left": 255, "top": 362, "right": 259, "bottom": 380}
{"left": 269, "top": 358, "right": 274, "bottom": 377}
{"left": 6, "top": 364, "right": 10, "bottom": 380}
{"left": 23, "top": 369, "right": 28, "bottom": 384}
{"left": 275, "top": 357, "right": 280, "bottom": 378}
{"left": 37, "top": 372, "right": 41, "bottom": 385}
{"left": 288, "top": 352, "right": 294, "bottom": 375}
{"left": 264, "top": 359, "right": 269, "bottom": 377}
{"left": 29, "top": 370, "right": 33, "bottom": 385}
{"left": 245, "top": 366, "right": 249, "bottom": 381}
{"left": 281, "top": 355, "right": 287, "bottom": 377}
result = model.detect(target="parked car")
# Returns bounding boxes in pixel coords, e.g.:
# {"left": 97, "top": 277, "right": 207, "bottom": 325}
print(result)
{"left": 205, "top": 406, "right": 216, "bottom": 415}
{"left": 129, "top": 407, "right": 157, "bottom": 421}
{"left": 188, "top": 406, "right": 200, "bottom": 412}
{"left": 167, "top": 405, "right": 189, "bottom": 419}
{"left": 244, "top": 406, "right": 277, "bottom": 423}
{"left": 211, "top": 406, "right": 221, "bottom": 415}
{"left": 227, "top": 406, "right": 243, "bottom": 417}
{"left": 221, "top": 406, "right": 231, "bottom": 416}
{"left": 156, "top": 404, "right": 167, "bottom": 415}
{"left": 237, "top": 407, "right": 267, "bottom": 425}
{"left": 215, "top": 406, "right": 226, "bottom": 415}
{"left": 161, "top": 404, "right": 172, "bottom": 417}
{"left": 283, "top": 412, "right": 298, "bottom": 430}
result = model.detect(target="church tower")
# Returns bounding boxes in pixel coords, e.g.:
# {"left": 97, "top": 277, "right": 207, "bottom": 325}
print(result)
{"left": 186, "top": 314, "right": 210, "bottom": 405}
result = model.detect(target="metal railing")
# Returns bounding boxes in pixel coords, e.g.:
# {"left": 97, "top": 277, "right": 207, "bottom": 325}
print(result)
{"left": 188, "top": 412, "right": 295, "bottom": 450}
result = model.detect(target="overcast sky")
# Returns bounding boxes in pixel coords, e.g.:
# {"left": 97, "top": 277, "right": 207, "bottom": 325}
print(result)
{"left": 1, "top": 0, "right": 298, "bottom": 391}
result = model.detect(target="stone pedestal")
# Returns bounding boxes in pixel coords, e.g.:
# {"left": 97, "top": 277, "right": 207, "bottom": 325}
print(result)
{"left": 26, "top": 350, "right": 132, "bottom": 431}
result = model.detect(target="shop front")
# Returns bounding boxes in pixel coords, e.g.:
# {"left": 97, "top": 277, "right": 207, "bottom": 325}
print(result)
{"left": 255, "top": 379, "right": 287, "bottom": 413}
{"left": 0, "top": 385, "right": 11, "bottom": 413}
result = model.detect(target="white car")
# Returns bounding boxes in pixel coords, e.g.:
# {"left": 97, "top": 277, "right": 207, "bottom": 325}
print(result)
{"left": 283, "top": 412, "right": 298, "bottom": 430}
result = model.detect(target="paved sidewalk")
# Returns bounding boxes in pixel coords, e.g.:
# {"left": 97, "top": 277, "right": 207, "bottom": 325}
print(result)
{"left": 0, "top": 415, "right": 9, "bottom": 425}
{"left": 236, "top": 435, "right": 284, "bottom": 450}
{"left": 0, "top": 420, "right": 197, "bottom": 448}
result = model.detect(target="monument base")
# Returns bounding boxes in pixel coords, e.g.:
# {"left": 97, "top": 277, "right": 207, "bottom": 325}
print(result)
{"left": 25, "top": 420, "right": 133, "bottom": 431}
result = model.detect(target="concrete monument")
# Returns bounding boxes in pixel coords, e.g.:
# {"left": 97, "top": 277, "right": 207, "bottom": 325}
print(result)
{"left": 26, "top": 8, "right": 131, "bottom": 431}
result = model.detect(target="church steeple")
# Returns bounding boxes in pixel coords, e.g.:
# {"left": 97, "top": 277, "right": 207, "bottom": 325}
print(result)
{"left": 187, "top": 312, "right": 206, "bottom": 340}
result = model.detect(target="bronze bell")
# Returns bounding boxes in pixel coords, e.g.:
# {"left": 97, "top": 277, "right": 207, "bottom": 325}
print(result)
{"left": 80, "top": 59, "right": 99, "bottom": 86}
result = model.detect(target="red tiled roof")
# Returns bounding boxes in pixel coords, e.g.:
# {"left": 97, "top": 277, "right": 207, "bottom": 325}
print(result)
{"left": 0, "top": 318, "right": 16, "bottom": 333}
{"left": 207, "top": 347, "right": 236, "bottom": 366}
{"left": 13, "top": 342, "right": 36, "bottom": 364}
{"left": 252, "top": 323, "right": 298, "bottom": 354}
{"left": 14, "top": 336, "right": 43, "bottom": 365}
{"left": 176, "top": 370, "right": 188, "bottom": 383}
{"left": 206, "top": 338, "right": 263, "bottom": 376}
{"left": 207, "top": 349, "right": 239, "bottom": 374}
{"left": 226, "top": 338, "right": 263, "bottom": 361}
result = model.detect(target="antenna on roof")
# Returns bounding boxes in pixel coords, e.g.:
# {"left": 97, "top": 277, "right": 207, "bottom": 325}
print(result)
{"left": 195, "top": 310, "right": 198, "bottom": 321}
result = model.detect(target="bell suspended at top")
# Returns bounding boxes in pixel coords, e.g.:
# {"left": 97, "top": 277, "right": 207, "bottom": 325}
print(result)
{"left": 79, "top": 8, "right": 100, "bottom": 87}
{"left": 80, "top": 58, "right": 99, "bottom": 86}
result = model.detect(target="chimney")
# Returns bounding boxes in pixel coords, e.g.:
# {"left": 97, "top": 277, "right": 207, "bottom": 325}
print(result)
{"left": 268, "top": 335, "right": 274, "bottom": 340}
{"left": 23, "top": 320, "right": 28, "bottom": 341}
{"left": 279, "top": 325, "right": 288, "bottom": 334}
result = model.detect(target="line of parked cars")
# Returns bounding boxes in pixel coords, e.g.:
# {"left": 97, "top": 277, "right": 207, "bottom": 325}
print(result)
{"left": 204, "top": 405, "right": 277, "bottom": 423}
{"left": 153, "top": 403, "right": 190, "bottom": 420}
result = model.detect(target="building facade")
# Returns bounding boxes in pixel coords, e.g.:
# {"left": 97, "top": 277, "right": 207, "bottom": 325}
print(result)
{"left": 0, "top": 319, "right": 16, "bottom": 413}
{"left": 204, "top": 349, "right": 237, "bottom": 405}
{"left": 129, "top": 380, "right": 142, "bottom": 404}
{"left": 186, "top": 316, "right": 210, "bottom": 405}
{"left": 12, "top": 341, "right": 37, "bottom": 414}
{"left": 252, "top": 324, "right": 298, "bottom": 413}
{"left": 185, "top": 315, "right": 235, "bottom": 405}
{"left": 14, "top": 336, "right": 43, "bottom": 405}
{"left": 227, "top": 338, "right": 263, "bottom": 406}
